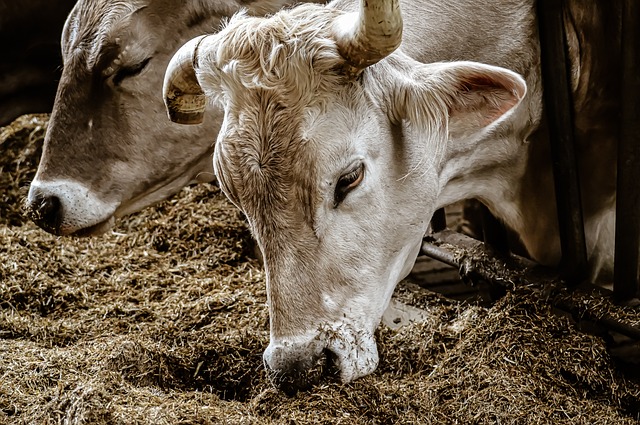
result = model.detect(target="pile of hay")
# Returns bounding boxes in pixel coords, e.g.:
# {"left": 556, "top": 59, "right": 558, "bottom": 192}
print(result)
{"left": 1, "top": 115, "right": 639, "bottom": 424}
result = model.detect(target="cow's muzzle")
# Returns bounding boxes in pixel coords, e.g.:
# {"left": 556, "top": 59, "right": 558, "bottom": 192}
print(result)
{"left": 263, "top": 341, "right": 338, "bottom": 396}
{"left": 26, "top": 179, "right": 117, "bottom": 236}
{"left": 25, "top": 189, "right": 63, "bottom": 235}
{"left": 263, "top": 326, "right": 379, "bottom": 394}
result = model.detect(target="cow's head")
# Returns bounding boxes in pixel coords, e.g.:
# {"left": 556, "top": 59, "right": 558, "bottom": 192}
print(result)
{"left": 25, "top": 0, "right": 316, "bottom": 236}
{"left": 164, "top": 0, "right": 526, "bottom": 393}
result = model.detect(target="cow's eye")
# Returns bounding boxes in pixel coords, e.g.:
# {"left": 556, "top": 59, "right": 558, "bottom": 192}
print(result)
{"left": 112, "top": 57, "right": 151, "bottom": 85}
{"left": 334, "top": 162, "right": 365, "bottom": 207}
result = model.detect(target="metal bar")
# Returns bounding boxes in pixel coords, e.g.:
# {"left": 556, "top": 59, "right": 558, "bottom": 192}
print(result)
{"left": 554, "top": 297, "right": 640, "bottom": 340}
{"left": 614, "top": 0, "right": 640, "bottom": 301}
{"left": 536, "top": 0, "right": 588, "bottom": 284}
{"left": 420, "top": 231, "right": 640, "bottom": 341}
{"left": 430, "top": 208, "right": 447, "bottom": 233}
{"left": 586, "top": 314, "right": 640, "bottom": 341}
{"left": 480, "top": 203, "right": 510, "bottom": 255}
{"left": 420, "top": 243, "right": 458, "bottom": 268}
{"left": 423, "top": 229, "right": 537, "bottom": 275}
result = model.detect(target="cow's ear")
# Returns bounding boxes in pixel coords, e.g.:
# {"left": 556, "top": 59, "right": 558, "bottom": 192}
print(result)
{"left": 389, "top": 60, "right": 527, "bottom": 141}
{"left": 430, "top": 62, "right": 527, "bottom": 139}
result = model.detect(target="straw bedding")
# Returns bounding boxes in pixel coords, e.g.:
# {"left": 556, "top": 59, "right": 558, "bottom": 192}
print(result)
{"left": 1, "top": 115, "right": 638, "bottom": 424}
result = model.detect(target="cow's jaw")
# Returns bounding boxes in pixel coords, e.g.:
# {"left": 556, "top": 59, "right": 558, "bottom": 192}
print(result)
{"left": 263, "top": 237, "right": 423, "bottom": 393}
{"left": 113, "top": 152, "right": 215, "bottom": 220}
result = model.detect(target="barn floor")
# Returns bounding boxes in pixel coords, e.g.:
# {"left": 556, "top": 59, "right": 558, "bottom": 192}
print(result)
{"left": 1, "top": 115, "right": 640, "bottom": 424}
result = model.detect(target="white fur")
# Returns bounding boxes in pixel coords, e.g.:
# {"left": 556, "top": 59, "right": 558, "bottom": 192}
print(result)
{"left": 165, "top": 0, "right": 617, "bottom": 387}
{"left": 27, "top": 179, "right": 118, "bottom": 235}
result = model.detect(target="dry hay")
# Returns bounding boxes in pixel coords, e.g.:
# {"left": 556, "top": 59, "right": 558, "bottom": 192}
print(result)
{"left": 1, "top": 115, "right": 639, "bottom": 425}
{"left": 0, "top": 114, "right": 47, "bottom": 227}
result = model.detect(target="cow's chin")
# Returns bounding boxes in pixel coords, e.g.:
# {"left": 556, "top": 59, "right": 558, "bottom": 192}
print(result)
{"left": 325, "top": 325, "right": 379, "bottom": 383}
{"left": 70, "top": 216, "right": 116, "bottom": 237}
{"left": 114, "top": 155, "right": 217, "bottom": 221}
{"left": 67, "top": 174, "right": 205, "bottom": 238}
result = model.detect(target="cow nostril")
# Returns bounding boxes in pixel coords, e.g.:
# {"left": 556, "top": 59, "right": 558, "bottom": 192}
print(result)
{"left": 39, "top": 195, "right": 61, "bottom": 220}
{"left": 265, "top": 347, "right": 330, "bottom": 396}
{"left": 28, "top": 193, "right": 63, "bottom": 233}
{"left": 322, "top": 348, "right": 340, "bottom": 380}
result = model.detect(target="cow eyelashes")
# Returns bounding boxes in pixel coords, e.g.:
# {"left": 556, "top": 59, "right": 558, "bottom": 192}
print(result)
{"left": 112, "top": 57, "right": 151, "bottom": 85}
{"left": 334, "top": 163, "right": 365, "bottom": 207}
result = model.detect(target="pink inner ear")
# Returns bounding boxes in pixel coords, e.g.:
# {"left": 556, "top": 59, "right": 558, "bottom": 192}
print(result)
{"left": 453, "top": 71, "right": 524, "bottom": 127}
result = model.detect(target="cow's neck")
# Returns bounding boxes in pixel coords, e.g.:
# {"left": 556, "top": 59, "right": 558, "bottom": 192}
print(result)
{"left": 434, "top": 129, "right": 562, "bottom": 268}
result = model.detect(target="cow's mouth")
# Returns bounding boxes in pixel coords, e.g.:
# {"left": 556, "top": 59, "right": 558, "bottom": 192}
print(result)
{"left": 65, "top": 172, "right": 202, "bottom": 238}
{"left": 71, "top": 215, "right": 116, "bottom": 237}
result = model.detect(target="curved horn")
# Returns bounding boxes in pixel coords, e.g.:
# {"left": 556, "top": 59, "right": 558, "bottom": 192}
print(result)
{"left": 163, "top": 35, "right": 209, "bottom": 125}
{"left": 334, "top": 0, "right": 403, "bottom": 75}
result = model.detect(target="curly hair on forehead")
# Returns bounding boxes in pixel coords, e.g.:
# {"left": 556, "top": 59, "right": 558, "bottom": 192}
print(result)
{"left": 197, "top": 4, "right": 352, "bottom": 105}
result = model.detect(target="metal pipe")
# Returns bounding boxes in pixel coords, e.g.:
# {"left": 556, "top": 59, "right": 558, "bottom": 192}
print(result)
{"left": 420, "top": 231, "right": 640, "bottom": 341}
{"left": 536, "top": 0, "right": 588, "bottom": 284}
{"left": 420, "top": 242, "right": 458, "bottom": 268}
{"left": 553, "top": 297, "right": 640, "bottom": 340}
{"left": 614, "top": 0, "right": 640, "bottom": 301}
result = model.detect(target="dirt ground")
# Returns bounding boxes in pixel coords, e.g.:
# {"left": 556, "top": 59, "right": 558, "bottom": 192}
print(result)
{"left": 1, "top": 115, "right": 639, "bottom": 424}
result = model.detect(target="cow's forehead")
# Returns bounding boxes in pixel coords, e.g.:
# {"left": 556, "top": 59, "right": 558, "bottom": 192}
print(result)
{"left": 216, "top": 90, "right": 318, "bottom": 230}
{"left": 216, "top": 85, "right": 380, "bottom": 252}
{"left": 209, "top": 6, "right": 381, "bottom": 240}
{"left": 220, "top": 83, "right": 370, "bottom": 178}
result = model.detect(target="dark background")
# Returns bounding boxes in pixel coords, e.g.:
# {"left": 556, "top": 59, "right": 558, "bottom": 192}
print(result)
{"left": 0, "top": 0, "right": 77, "bottom": 126}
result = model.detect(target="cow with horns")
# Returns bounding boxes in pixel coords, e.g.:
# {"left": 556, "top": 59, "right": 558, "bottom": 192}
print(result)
{"left": 163, "top": 0, "right": 618, "bottom": 393}
{"left": 25, "top": 0, "right": 322, "bottom": 236}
